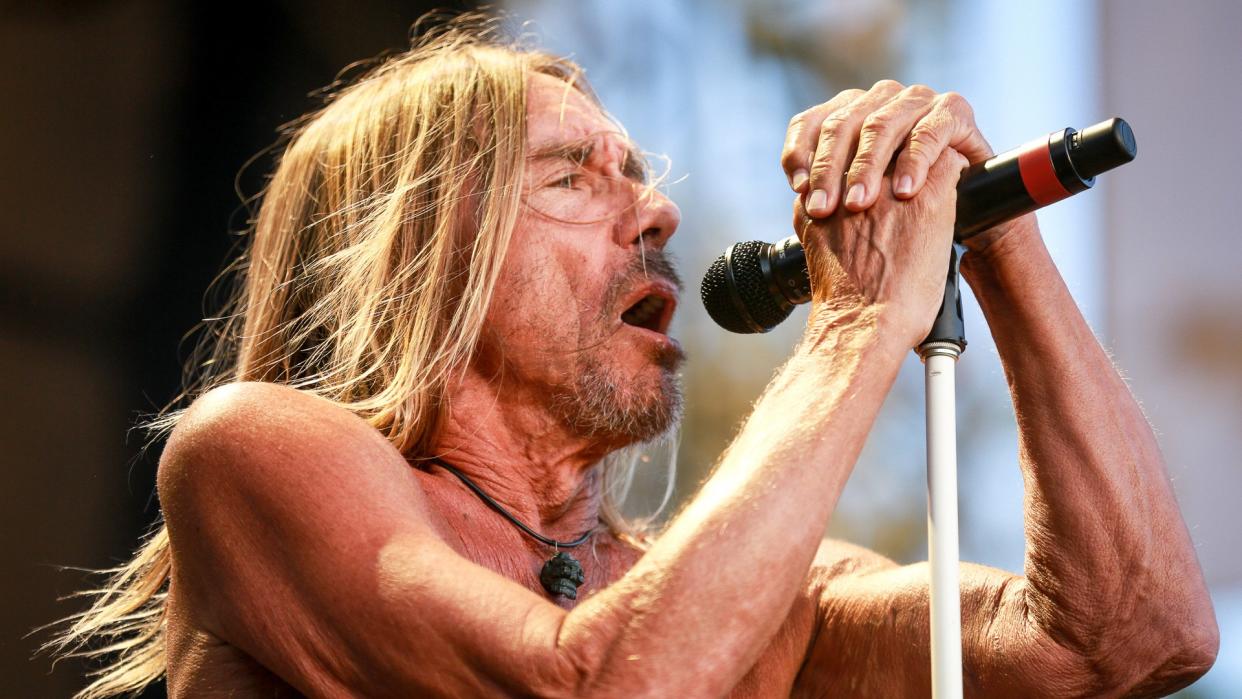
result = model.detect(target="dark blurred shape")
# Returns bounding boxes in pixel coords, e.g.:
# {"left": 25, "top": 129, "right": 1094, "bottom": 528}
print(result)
{"left": 0, "top": 1, "right": 471, "bottom": 695}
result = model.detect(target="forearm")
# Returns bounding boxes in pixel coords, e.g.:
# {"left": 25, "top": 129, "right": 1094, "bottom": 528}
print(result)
{"left": 559, "top": 308, "right": 907, "bottom": 696}
{"left": 961, "top": 221, "right": 1217, "bottom": 681}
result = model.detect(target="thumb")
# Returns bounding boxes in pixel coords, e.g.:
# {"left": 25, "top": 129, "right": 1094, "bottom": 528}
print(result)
{"left": 921, "top": 147, "right": 970, "bottom": 198}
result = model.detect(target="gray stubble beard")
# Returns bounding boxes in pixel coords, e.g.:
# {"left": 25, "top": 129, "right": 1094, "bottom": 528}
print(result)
{"left": 551, "top": 341, "right": 685, "bottom": 446}
{"left": 551, "top": 249, "right": 687, "bottom": 445}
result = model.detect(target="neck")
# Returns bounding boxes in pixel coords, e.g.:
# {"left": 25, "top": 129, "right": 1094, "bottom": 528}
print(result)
{"left": 425, "top": 368, "right": 616, "bottom": 542}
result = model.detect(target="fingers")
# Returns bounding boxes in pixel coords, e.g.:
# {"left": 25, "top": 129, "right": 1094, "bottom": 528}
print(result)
{"left": 920, "top": 147, "right": 970, "bottom": 199}
{"left": 804, "top": 80, "right": 903, "bottom": 218}
{"left": 781, "top": 88, "right": 865, "bottom": 193}
{"left": 841, "top": 84, "right": 937, "bottom": 212}
{"left": 890, "top": 92, "right": 993, "bottom": 199}
{"left": 787, "top": 84, "right": 995, "bottom": 220}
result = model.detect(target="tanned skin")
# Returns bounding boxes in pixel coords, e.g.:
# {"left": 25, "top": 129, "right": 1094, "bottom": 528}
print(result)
{"left": 156, "top": 76, "right": 1217, "bottom": 696}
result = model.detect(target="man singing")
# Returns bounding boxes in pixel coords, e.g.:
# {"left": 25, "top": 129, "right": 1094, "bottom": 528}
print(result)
{"left": 56, "top": 18, "right": 1216, "bottom": 698}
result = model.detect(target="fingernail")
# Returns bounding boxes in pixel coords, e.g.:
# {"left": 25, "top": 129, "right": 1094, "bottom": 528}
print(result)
{"left": 845, "top": 183, "right": 866, "bottom": 208}
{"left": 895, "top": 175, "right": 913, "bottom": 197}
{"left": 790, "top": 169, "right": 809, "bottom": 191}
{"left": 807, "top": 189, "right": 828, "bottom": 213}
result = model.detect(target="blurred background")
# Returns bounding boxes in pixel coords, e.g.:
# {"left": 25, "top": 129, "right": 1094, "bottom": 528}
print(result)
{"left": 2, "top": 0, "right": 1237, "bottom": 695}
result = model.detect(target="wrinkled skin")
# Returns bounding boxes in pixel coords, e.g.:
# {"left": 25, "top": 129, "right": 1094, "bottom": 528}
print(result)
{"left": 157, "top": 75, "right": 1217, "bottom": 697}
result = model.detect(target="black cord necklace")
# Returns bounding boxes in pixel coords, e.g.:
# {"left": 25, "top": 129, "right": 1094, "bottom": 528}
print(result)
{"left": 431, "top": 459, "right": 594, "bottom": 601}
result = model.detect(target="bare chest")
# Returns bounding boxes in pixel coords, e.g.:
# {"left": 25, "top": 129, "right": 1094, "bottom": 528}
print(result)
{"left": 413, "top": 471, "right": 818, "bottom": 695}
{"left": 413, "top": 469, "right": 644, "bottom": 608}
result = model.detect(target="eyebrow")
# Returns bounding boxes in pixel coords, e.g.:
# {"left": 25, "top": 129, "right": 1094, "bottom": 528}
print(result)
{"left": 528, "top": 137, "right": 648, "bottom": 183}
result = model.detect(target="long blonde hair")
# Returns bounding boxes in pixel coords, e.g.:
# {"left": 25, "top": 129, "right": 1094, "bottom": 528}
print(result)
{"left": 47, "top": 15, "right": 676, "bottom": 698}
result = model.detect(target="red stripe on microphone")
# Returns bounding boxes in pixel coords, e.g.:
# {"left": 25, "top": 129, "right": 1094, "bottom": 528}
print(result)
{"left": 1017, "top": 136, "right": 1071, "bottom": 206}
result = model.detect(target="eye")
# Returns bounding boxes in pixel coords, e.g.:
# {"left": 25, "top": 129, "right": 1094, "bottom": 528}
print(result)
{"left": 549, "top": 173, "right": 582, "bottom": 189}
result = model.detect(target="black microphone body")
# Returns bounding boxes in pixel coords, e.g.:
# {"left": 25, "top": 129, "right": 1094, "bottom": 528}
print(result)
{"left": 701, "top": 117, "right": 1137, "bottom": 334}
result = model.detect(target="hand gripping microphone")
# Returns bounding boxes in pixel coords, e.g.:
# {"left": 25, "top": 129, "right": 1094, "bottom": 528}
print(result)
{"left": 701, "top": 117, "right": 1137, "bottom": 333}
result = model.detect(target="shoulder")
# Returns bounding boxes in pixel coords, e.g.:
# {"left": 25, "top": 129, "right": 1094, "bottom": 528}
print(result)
{"left": 809, "top": 537, "right": 897, "bottom": 585}
{"left": 154, "top": 384, "right": 459, "bottom": 690}
{"left": 169, "top": 381, "right": 382, "bottom": 453}
{"left": 157, "top": 382, "right": 414, "bottom": 517}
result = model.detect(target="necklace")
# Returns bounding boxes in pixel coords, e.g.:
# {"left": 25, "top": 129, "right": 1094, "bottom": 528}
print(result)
{"left": 431, "top": 459, "right": 594, "bottom": 601}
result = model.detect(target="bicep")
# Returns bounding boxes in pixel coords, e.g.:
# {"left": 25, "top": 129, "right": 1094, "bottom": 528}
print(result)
{"left": 795, "top": 555, "right": 1086, "bottom": 698}
{"left": 159, "top": 383, "right": 582, "bottom": 697}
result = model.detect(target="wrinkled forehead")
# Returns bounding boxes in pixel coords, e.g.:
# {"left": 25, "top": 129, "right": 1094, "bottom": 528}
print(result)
{"left": 525, "top": 72, "right": 640, "bottom": 168}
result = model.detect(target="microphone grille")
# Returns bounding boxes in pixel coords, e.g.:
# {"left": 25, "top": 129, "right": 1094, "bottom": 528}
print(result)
{"left": 700, "top": 241, "right": 794, "bottom": 334}
{"left": 701, "top": 254, "right": 752, "bottom": 333}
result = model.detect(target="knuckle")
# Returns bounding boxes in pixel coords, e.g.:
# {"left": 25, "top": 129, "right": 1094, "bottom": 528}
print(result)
{"left": 808, "top": 161, "right": 838, "bottom": 188}
{"left": 859, "top": 113, "right": 891, "bottom": 138}
{"left": 808, "top": 157, "right": 834, "bottom": 180}
{"left": 836, "top": 88, "right": 866, "bottom": 102}
{"left": 939, "top": 91, "right": 973, "bottom": 116}
{"left": 901, "top": 141, "right": 932, "bottom": 167}
{"left": 871, "top": 78, "right": 903, "bottom": 93}
{"left": 819, "top": 111, "right": 851, "bottom": 136}
{"left": 849, "top": 157, "right": 877, "bottom": 182}
{"left": 780, "top": 149, "right": 803, "bottom": 171}
{"left": 908, "top": 122, "right": 940, "bottom": 147}
{"left": 848, "top": 152, "right": 877, "bottom": 175}
{"left": 903, "top": 83, "right": 935, "bottom": 99}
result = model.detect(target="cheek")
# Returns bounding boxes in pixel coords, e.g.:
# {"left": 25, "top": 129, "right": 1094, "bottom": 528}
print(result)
{"left": 555, "top": 245, "right": 620, "bottom": 340}
{"left": 489, "top": 244, "right": 598, "bottom": 342}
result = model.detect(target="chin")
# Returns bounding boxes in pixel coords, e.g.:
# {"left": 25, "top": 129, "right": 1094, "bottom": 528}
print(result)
{"left": 551, "top": 346, "right": 685, "bottom": 445}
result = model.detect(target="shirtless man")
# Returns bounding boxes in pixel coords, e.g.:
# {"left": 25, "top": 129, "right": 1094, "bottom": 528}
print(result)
{"left": 64, "top": 23, "right": 1216, "bottom": 698}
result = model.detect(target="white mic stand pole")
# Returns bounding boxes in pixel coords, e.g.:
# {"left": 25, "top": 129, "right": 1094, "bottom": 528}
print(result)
{"left": 916, "top": 245, "right": 967, "bottom": 699}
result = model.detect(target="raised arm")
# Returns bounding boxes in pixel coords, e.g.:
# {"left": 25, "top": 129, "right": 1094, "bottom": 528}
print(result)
{"left": 960, "top": 219, "right": 1217, "bottom": 691}
{"left": 791, "top": 224, "right": 1218, "bottom": 699}
{"left": 158, "top": 314, "right": 909, "bottom": 694}
{"left": 781, "top": 82, "right": 1217, "bottom": 697}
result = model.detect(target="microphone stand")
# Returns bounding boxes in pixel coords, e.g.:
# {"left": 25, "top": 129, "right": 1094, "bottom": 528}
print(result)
{"left": 700, "top": 118, "right": 1136, "bottom": 699}
{"left": 917, "top": 244, "right": 967, "bottom": 699}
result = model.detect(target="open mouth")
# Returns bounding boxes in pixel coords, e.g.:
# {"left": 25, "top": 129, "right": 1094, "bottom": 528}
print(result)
{"left": 620, "top": 286, "right": 676, "bottom": 335}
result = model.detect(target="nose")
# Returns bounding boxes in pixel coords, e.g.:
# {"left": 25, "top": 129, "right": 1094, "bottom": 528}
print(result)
{"left": 621, "top": 186, "right": 680, "bottom": 251}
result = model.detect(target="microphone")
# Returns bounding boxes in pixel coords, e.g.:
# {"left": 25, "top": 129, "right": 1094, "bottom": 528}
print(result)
{"left": 700, "top": 117, "right": 1137, "bottom": 334}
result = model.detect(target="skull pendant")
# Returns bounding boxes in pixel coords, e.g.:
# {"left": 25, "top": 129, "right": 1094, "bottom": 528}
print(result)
{"left": 540, "top": 551, "right": 585, "bottom": 600}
